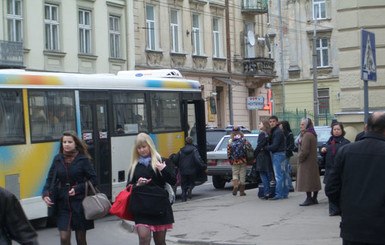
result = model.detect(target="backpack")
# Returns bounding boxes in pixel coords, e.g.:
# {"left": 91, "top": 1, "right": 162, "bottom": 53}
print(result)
{"left": 245, "top": 142, "right": 254, "bottom": 163}
{"left": 229, "top": 138, "right": 246, "bottom": 160}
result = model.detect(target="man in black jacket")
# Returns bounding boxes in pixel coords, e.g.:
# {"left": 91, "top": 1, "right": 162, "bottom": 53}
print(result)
{"left": 0, "top": 187, "right": 39, "bottom": 245}
{"left": 173, "top": 137, "right": 207, "bottom": 202}
{"left": 325, "top": 111, "right": 385, "bottom": 245}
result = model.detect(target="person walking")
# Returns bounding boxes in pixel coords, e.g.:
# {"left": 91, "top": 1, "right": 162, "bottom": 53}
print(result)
{"left": 0, "top": 187, "right": 39, "bottom": 245}
{"left": 254, "top": 120, "right": 273, "bottom": 200}
{"left": 127, "top": 133, "right": 176, "bottom": 245}
{"left": 227, "top": 126, "right": 251, "bottom": 196}
{"left": 321, "top": 122, "right": 350, "bottom": 216}
{"left": 296, "top": 118, "right": 321, "bottom": 206}
{"left": 173, "top": 136, "right": 207, "bottom": 202}
{"left": 279, "top": 120, "right": 295, "bottom": 192}
{"left": 264, "top": 116, "right": 288, "bottom": 200}
{"left": 42, "top": 130, "right": 97, "bottom": 245}
{"left": 325, "top": 111, "right": 385, "bottom": 245}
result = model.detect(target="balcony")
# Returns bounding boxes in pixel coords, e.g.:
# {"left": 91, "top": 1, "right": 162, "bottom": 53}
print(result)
{"left": 242, "top": 0, "right": 268, "bottom": 14}
{"left": 0, "top": 40, "right": 24, "bottom": 68}
{"left": 243, "top": 57, "right": 275, "bottom": 78}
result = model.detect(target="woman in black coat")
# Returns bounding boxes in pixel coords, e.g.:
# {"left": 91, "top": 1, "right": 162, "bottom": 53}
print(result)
{"left": 321, "top": 122, "right": 350, "bottom": 216}
{"left": 127, "top": 133, "right": 176, "bottom": 245}
{"left": 42, "top": 131, "right": 97, "bottom": 245}
{"left": 279, "top": 120, "right": 295, "bottom": 192}
{"left": 255, "top": 120, "right": 273, "bottom": 200}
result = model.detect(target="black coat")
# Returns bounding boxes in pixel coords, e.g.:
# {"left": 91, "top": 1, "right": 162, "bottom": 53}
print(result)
{"left": 254, "top": 131, "right": 273, "bottom": 172}
{"left": 0, "top": 187, "right": 39, "bottom": 245}
{"left": 173, "top": 144, "right": 206, "bottom": 176}
{"left": 42, "top": 153, "right": 97, "bottom": 231}
{"left": 128, "top": 162, "right": 176, "bottom": 226}
{"left": 321, "top": 136, "right": 350, "bottom": 184}
{"left": 284, "top": 132, "right": 295, "bottom": 157}
{"left": 325, "top": 132, "right": 385, "bottom": 243}
{"left": 264, "top": 126, "right": 285, "bottom": 153}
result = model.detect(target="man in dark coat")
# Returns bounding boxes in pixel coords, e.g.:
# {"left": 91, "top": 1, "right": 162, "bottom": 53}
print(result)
{"left": 0, "top": 187, "right": 39, "bottom": 245}
{"left": 325, "top": 111, "right": 385, "bottom": 245}
{"left": 173, "top": 136, "right": 207, "bottom": 201}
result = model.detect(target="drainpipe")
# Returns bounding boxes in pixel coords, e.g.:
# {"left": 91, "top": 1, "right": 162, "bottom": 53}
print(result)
{"left": 126, "top": 0, "right": 135, "bottom": 70}
{"left": 225, "top": 0, "right": 234, "bottom": 125}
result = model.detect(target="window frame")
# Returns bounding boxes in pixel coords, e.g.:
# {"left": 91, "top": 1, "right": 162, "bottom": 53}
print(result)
{"left": 44, "top": 3, "right": 60, "bottom": 51}
{"left": 146, "top": 5, "right": 156, "bottom": 51}
{"left": 170, "top": 9, "right": 182, "bottom": 53}
{"left": 316, "top": 38, "right": 329, "bottom": 67}
{"left": 78, "top": 9, "right": 92, "bottom": 54}
{"left": 312, "top": 0, "right": 326, "bottom": 20}
{"left": 6, "top": 0, "right": 23, "bottom": 42}
{"left": 109, "top": 15, "right": 121, "bottom": 58}
{"left": 212, "top": 17, "right": 223, "bottom": 58}
{"left": 192, "top": 13, "right": 203, "bottom": 56}
{"left": 150, "top": 92, "right": 182, "bottom": 133}
{"left": 317, "top": 88, "right": 330, "bottom": 115}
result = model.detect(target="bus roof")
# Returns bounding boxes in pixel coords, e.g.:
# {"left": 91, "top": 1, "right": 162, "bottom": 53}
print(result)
{"left": 0, "top": 69, "right": 201, "bottom": 91}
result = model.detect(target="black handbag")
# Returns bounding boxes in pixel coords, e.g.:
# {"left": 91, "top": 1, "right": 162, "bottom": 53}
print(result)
{"left": 47, "top": 162, "right": 59, "bottom": 217}
{"left": 129, "top": 184, "right": 169, "bottom": 216}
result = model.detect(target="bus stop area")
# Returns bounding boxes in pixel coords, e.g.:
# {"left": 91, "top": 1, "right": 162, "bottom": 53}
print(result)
{"left": 123, "top": 185, "right": 341, "bottom": 245}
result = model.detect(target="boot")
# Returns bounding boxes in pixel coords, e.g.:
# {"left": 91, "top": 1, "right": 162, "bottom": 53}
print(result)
{"left": 232, "top": 180, "right": 238, "bottom": 196}
{"left": 239, "top": 184, "right": 246, "bottom": 196}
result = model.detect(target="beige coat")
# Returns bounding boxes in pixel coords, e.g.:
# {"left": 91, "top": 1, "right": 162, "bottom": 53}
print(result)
{"left": 296, "top": 131, "right": 321, "bottom": 192}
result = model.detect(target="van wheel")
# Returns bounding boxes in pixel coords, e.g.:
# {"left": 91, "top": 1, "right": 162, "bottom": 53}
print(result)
{"left": 212, "top": 176, "right": 226, "bottom": 189}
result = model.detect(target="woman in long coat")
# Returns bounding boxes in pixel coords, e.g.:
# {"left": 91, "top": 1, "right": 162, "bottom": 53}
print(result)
{"left": 254, "top": 120, "right": 273, "bottom": 199}
{"left": 296, "top": 118, "right": 321, "bottom": 206}
{"left": 42, "top": 130, "right": 97, "bottom": 245}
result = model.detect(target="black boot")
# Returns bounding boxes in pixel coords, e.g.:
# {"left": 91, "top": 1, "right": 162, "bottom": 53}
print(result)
{"left": 299, "top": 197, "right": 313, "bottom": 206}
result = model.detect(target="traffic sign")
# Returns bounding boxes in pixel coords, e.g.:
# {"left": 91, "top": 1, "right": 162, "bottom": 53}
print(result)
{"left": 361, "top": 29, "right": 377, "bottom": 81}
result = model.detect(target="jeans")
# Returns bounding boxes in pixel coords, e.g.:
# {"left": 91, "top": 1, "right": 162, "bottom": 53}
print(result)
{"left": 272, "top": 152, "right": 289, "bottom": 198}
{"left": 285, "top": 156, "right": 294, "bottom": 190}
{"left": 259, "top": 171, "right": 272, "bottom": 196}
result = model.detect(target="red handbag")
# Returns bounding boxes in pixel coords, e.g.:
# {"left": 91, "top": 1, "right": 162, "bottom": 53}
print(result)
{"left": 109, "top": 185, "right": 134, "bottom": 221}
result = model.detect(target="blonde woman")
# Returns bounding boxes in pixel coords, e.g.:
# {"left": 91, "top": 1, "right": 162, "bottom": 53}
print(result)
{"left": 127, "top": 133, "right": 176, "bottom": 245}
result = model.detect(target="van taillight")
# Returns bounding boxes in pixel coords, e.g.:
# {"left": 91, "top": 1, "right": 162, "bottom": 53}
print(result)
{"left": 207, "top": 159, "right": 217, "bottom": 166}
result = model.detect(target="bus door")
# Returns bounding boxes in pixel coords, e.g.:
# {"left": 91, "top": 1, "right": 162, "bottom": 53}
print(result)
{"left": 79, "top": 96, "right": 112, "bottom": 199}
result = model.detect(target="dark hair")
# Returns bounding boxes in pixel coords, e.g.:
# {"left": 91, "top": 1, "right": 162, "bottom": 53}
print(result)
{"left": 367, "top": 111, "right": 385, "bottom": 133}
{"left": 185, "top": 136, "right": 194, "bottom": 145}
{"left": 280, "top": 120, "right": 292, "bottom": 133}
{"left": 269, "top": 115, "right": 279, "bottom": 121}
{"left": 60, "top": 130, "right": 92, "bottom": 161}
{"left": 331, "top": 122, "right": 346, "bottom": 136}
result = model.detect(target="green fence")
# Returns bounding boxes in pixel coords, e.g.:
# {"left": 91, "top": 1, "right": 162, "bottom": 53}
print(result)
{"left": 275, "top": 109, "right": 334, "bottom": 136}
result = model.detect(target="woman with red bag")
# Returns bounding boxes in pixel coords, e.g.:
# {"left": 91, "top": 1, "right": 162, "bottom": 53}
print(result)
{"left": 127, "top": 133, "right": 176, "bottom": 245}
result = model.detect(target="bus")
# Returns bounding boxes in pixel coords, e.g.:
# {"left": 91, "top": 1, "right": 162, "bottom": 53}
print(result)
{"left": 0, "top": 69, "right": 207, "bottom": 220}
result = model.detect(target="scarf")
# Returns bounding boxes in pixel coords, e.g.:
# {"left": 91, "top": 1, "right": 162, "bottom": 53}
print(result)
{"left": 138, "top": 155, "right": 152, "bottom": 167}
{"left": 63, "top": 150, "right": 79, "bottom": 164}
{"left": 331, "top": 135, "right": 343, "bottom": 155}
{"left": 298, "top": 127, "right": 317, "bottom": 146}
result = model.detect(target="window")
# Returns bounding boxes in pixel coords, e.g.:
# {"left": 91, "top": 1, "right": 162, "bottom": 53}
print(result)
{"left": 192, "top": 14, "right": 202, "bottom": 55}
{"left": 7, "top": 0, "right": 23, "bottom": 42}
{"left": 318, "top": 88, "right": 329, "bottom": 115}
{"left": 316, "top": 38, "right": 329, "bottom": 67}
{"left": 213, "top": 18, "right": 223, "bottom": 58}
{"left": 0, "top": 89, "right": 25, "bottom": 145}
{"left": 313, "top": 0, "right": 326, "bottom": 20}
{"left": 79, "top": 9, "right": 92, "bottom": 54}
{"left": 112, "top": 92, "right": 147, "bottom": 134}
{"left": 244, "top": 22, "right": 255, "bottom": 58}
{"left": 151, "top": 92, "right": 181, "bottom": 133}
{"left": 170, "top": 9, "right": 182, "bottom": 53}
{"left": 109, "top": 16, "right": 121, "bottom": 58}
{"left": 44, "top": 4, "right": 60, "bottom": 51}
{"left": 146, "top": 5, "right": 156, "bottom": 50}
{"left": 29, "top": 90, "right": 76, "bottom": 142}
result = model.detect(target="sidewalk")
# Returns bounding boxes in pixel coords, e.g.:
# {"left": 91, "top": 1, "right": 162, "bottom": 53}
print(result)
{"left": 123, "top": 187, "right": 341, "bottom": 245}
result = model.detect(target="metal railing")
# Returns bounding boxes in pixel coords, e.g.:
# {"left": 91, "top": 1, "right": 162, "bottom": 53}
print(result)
{"left": 242, "top": 0, "right": 268, "bottom": 13}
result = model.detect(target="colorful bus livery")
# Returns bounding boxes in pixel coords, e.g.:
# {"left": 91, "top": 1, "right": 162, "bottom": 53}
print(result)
{"left": 0, "top": 69, "right": 206, "bottom": 221}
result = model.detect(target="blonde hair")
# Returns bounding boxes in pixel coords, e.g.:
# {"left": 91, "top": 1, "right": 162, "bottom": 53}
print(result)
{"left": 129, "top": 133, "right": 162, "bottom": 181}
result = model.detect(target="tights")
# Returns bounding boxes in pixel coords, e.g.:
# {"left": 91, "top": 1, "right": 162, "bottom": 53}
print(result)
{"left": 137, "top": 226, "right": 167, "bottom": 245}
{"left": 59, "top": 230, "right": 87, "bottom": 245}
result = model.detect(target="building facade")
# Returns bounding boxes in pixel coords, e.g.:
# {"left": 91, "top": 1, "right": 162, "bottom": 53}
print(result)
{"left": 335, "top": 0, "right": 385, "bottom": 141}
{"left": 267, "top": 0, "right": 340, "bottom": 128}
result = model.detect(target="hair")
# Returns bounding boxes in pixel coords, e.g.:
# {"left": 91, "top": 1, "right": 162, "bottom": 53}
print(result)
{"left": 331, "top": 122, "right": 346, "bottom": 136}
{"left": 59, "top": 130, "right": 92, "bottom": 161}
{"left": 280, "top": 120, "right": 292, "bottom": 133}
{"left": 185, "top": 136, "right": 193, "bottom": 145}
{"left": 367, "top": 111, "right": 385, "bottom": 133}
{"left": 302, "top": 118, "right": 314, "bottom": 129}
{"left": 260, "top": 120, "right": 271, "bottom": 137}
{"left": 129, "top": 133, "right": 162, "bottom": 181}
{"left": 269, "top": 115, "right": 279, "bottom": 121}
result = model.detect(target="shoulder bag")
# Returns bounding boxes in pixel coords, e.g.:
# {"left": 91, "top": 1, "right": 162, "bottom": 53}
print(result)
{"left": 245, "top": 142, "right": 255, "bottom": 163}
{"left": 82, "top": 180, "right": 111, "bottom": 220}
{"left": 129, "top": 184, "right": 169, "bottom": 216}
{"left": 109, "top": 185, "right": 134, "bottom": 221}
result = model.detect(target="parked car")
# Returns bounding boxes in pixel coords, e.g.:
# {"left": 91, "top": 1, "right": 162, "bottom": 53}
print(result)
{"left": 314, "top": 126, "right": 331, "bottom": 174}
